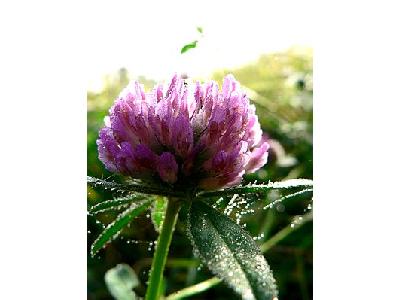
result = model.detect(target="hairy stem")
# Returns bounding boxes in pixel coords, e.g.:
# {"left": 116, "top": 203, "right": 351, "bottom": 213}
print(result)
{"left": 145, "top": 198, "right": 182, "bottom": 300}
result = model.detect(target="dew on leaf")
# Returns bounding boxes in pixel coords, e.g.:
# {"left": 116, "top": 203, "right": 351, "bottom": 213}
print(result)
{"left": 276, "top": 203, "right": 285, "bottom": 212}
{"left": 290, "top": 215, "right": 307, "bottom": 228}
{"left": 252, "top": 233, "right": 264, "bottom": 241}
{"left": 212, "top": 197, "right": 225, "bottom": 209}
{"left": 188, "top": 201, "right": 278, "bottom": 300}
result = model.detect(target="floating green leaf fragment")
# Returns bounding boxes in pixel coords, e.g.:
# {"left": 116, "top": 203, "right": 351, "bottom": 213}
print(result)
{"left": 180, "top": 41, "right": 198, "bottom": 54}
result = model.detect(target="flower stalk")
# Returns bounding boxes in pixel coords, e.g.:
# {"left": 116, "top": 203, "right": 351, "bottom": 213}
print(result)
{"left": 145, "top": 197, "right": 182, "bottom": 300}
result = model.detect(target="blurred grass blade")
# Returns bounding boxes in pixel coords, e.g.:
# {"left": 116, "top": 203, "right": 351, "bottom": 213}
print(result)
{"left": 166, "top": 277, "right": 221, "bottom": 300}
{"left": 105, "top": 263, "right": 139, "bottom": 300}
{"left": 87, "top": 176, "right": 184, "bottom": 197}
{"left": 197, "top": 178, "right": 313, "bottom": 198}
{"left": 260, "top": 211, "right": 313, "bottom": 253}
{"left": 90, "top": 194, "right": 151, "bottom": 215}
{"left": 151, "top": 196, "right": 168, "bottom": 232}
{"left": 180, "top": 41, "right": 197, "bottom": 54}
{"left": 91, "top": 200, "right": 152, "bottom": 257}
{"left": 187, "top": 201, "right": 278, "bottom": 300}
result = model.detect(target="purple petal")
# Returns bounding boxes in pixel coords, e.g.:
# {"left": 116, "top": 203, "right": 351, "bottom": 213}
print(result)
{"left": 131, "top": 144, "right": 158, "bottom": 173}
{"left": 222, "top": 74, "right": 238, "bottom": 98}
{"left": 245, "top": 141, "right": 270, "bottom": 173}
{"left": 97, "top": 127, "right": 120, "bottom": 173}
{"left": 171, "top": 114, "right": 193, "bottom": 158}
{"left": 157, "top": 152, "right": 178, "bottom": 184}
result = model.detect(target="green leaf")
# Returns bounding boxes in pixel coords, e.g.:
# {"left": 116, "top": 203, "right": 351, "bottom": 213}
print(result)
{"left": 91, "top": 200, "right": 152, "bottom": 257}
{"left": 87, "top": 176, "right": 184, "bottom": 197}
{"left": 187, "top": 201, "right": 278, "bottom": 300}
{"left": 151, "top": 196, "right": 168, "bottom": 232}
{"left": 197, "top": 178, "right": 313, "bottom": 198}
{"left": 196, "top": 26, "right": 203, "bottom": 34}
{"left": 105, "top": 263, "right": 139, "bottom": 300}
{"left": 180, "top": 41, "right": 198, "bottom": 54}
{"left": 263, "top": 188, "right": 313, "bottom": 210}
{"left": 87, "top": 176, "right": 123, "bottom": 190}
{"left": 90, "top": 194, "right": 151, "bottom": 215}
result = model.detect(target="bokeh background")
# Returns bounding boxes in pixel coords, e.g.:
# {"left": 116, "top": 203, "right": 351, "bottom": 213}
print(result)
{"left": 88, "top": 2, "right": 312, "bottom": 299}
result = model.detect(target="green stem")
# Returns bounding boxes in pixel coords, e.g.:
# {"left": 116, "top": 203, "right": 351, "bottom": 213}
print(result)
{"left": 145, "top": 198, "right": 182, "bottom": 300}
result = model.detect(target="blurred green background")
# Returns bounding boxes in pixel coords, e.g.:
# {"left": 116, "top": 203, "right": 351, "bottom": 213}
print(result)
{"left": 87, "top": 47, "right": 313, "bottom": 300}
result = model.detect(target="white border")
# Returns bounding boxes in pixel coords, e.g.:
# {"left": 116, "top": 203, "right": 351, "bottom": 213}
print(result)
{"left": 1, "top": 0, "right": 400, "bottom": 299}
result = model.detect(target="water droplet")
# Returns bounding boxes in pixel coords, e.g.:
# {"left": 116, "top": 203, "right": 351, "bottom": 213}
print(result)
{"left": 276, "top": 203, "right": 285, "bottom": 212}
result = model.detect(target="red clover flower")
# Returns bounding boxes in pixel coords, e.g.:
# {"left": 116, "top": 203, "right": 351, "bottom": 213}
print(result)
{"left": 97, "top": 74, "right": 269, "bottom": 191}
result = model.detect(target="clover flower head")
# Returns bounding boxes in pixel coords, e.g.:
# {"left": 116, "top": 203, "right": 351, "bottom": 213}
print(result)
{"left": 97, "top": 74, "right": 269, "bottom": 190}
